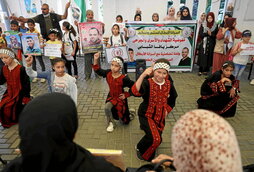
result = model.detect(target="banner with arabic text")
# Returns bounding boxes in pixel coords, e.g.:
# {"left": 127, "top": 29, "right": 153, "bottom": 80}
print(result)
{"left": 126, "top": 21, "right": 197, "bottom": 71}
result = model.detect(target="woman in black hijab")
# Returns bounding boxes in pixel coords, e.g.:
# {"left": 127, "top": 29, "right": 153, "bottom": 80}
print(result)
{"left": 180, "top": 6, "right": 192, "bottom": 20}
{"left": 3, "top": 93, "right": 123, "bottom": 172}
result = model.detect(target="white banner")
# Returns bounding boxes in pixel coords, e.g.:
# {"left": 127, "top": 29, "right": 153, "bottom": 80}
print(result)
{"left": 126, "top": 21, "right": 197, "bottom": 71}
{"left": 105, "top": 46, "right": 129, "bottom": 63}
{"left": 240, "top": 43, "right": 254, "bottom": 56}
{"left": 44, "top": 44, "right": 62, "bottom": 57}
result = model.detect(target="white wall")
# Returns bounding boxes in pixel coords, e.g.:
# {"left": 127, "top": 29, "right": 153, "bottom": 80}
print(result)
{"left": 234, "top": 0, "right": 254, "bottom": 42}
{"left": 4, "top": 0, "right": 254, "bottom": 42}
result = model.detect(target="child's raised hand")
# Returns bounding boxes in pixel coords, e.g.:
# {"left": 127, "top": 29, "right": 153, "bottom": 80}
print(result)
{"left": 25, "top": 55, "right": 33, "bottom": 67}
{"left": 221, "top": 77, "right": 231, "bottom": 83}
{"left": 119, "top": 93, "right": 125, "bottom": 100}
{"left": 94, "top": 52, "right": 100, "bottom": 60}
{"left": 142, "top": 67, "right": 153, "bottom": 77}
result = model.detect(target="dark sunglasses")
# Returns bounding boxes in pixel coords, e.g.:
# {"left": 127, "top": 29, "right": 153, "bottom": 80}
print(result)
{"left": 41, "top": 8, "right": 48, "bottom": 10}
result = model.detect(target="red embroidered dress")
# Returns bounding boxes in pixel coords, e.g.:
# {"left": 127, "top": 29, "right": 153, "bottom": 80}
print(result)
{"left": 131, "top": 77, "right": 177, "bottom": 161}
{"left": 92, "top": 64, "right": 134, "bottom": 124}
{"left": 197, "top": 70, "right": 240, "bottom": 117}
{"left": 0, "top": 65, "right": 31, "bottom": 128}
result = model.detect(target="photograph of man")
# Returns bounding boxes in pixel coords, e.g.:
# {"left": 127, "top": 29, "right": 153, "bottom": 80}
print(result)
{"left": 178, "top": 47, "right": 191, "bottom": 66}
{"left": 8, "top": 35, "right": 21, "bottom": 49}
{"left": 88, "top": 27, "right": 101, "bottom": 45}
{"left": 25, "top": 36, "right": 41, "bottom": 54}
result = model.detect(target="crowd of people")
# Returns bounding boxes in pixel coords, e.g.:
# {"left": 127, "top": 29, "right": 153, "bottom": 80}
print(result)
{"left": 0, "top": 2, "right": 253, "bottom": 171}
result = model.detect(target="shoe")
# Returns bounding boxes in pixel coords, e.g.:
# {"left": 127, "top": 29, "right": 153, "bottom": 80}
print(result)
{"left": 198, "top": 72, "right": 202, "bottom": 76}
{"left": 129, "top": 108, "right": 136, "bottom": 121}
{"left": 135, "top": 145, "right": 146, "bottom": 161}
{"left": 32, "top": 78, "right": 38, "bottom": 83}
{"left": 106, "top": 122, "right": 114, "bottom": 132}
{"left": 250, "top": 79, "right": 254, "bottom": 85}
{"left": 202, "top": 72, "right": 208, "bottom": 76}
{"left": 40, "top": 78, "right": 46, "bottom": 83}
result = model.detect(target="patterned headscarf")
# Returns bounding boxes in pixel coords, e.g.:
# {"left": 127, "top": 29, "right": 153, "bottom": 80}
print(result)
{"left": 172, "top": 109, "right": 242, "bottom": 172}
{"left": 0, "top": 48, "right": 15, "bottom": 59}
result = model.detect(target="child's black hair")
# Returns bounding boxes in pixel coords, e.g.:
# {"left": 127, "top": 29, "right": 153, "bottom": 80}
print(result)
{"left": 0, "top": 27, "right": 2, "bottom": 33}
{"left": 134, "top": 14, "right": 142, "bottom": 21}
{"left": 51, "top": 58, "right": 66, "bottom": 66}
{"left": 115, "top": 56, "right": 124, "bottom": 64}
{"left": 10, "top": 20, "right": 19, "bottom": 26}
{"left": 111, "top": 24, "right": 120, "bottom": 34}
{"left": 62, "top": 21, "right": 77, "bottom": 36}
{"left": 27, "top": 19, "right": 35, "bottom": 25}
{"left": 128, "top": 48, "right": 134, "bottom": 52}
{"left": 116, "top": 15, "right": 123, "bottom": 21}
{"left": 222, "top": 61, "right": 235, "bottom": 69}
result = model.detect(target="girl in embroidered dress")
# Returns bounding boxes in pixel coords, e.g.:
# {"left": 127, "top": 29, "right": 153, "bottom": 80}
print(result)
{"left": 131, "top": 58, "right": 177, "bottom": 161}
{"left": 0, "top": 48, "right": 31, "bottom": 128}
{"left": 197, "top": 61, "right": 240, "bottom": 117}
{"left": 92, "top": 53, "right": 134, "bottom": 132}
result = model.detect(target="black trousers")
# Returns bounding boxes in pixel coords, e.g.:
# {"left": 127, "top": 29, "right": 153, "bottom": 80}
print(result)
{"left": 137, "top": 115, "right": 162, "bottom": 161}
{"left": 63, "top": 54, "right": 78, "bottom": 76}
{"left": 32, "top": 56, "right": 46, "bottom": 71}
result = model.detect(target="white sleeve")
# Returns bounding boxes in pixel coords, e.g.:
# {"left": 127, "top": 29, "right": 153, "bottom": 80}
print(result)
{"left": 69, "top": 77, "right": 78, "bottom": 105}
{"left": 25, "top": 66, "right": 38, "bottom": 78}
{"left": 122, "top": 35, "right": 126, "bottom": 44}
{"left": 70, "top": 33, "right": 76, "bottom": 41}
{"left": 108, "top": 36, "right": 112, "bottom": 46}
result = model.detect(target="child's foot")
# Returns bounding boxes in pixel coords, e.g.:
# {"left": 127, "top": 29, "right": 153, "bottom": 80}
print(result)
{"left": 135, "top": 145, "right": 146, "bottom": 161}
{"left": 74, "top": 75, "right": 78, "bottom": 79}
{"left": 250, "top": 79, "right": 254, "bottom": 85}
{"left": 40, "top": 78, "right": 46, "bottom": 83}
{"left": 106, "top": 122, "right": 114, "bottom": 132}
{"left": 32, "top": 78, "right": 38, "bottom": 83}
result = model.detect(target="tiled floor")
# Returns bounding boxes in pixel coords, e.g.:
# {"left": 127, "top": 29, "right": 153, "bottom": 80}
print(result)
{"left": 0, "top": 56, "right": 254, "bottom": 169}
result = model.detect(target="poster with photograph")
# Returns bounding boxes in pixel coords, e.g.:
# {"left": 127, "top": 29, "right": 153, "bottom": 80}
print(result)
{"left": 21, "top": 33, "right": 41, "bottom": 55}
{"left": 126, "top": 21, "right": 197, "bottom": 71}
{"left": 44, "top": 43, "right": 62, "bottom": 57}
{"left": 105, "top": 46, "right": 129, "bottom": 63}
{"left": 79, "top": 22, "right": 103, "bottom": 54}
{"left": 5, "top": 31, "right": 22, "bottom": 49}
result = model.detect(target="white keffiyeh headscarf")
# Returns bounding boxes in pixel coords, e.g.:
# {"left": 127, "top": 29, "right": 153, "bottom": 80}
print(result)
{"left": 172, "top": 109, "right": 242, "bottom": 172}
{"left": 0, "top": 48, "right": 15, "bottom": 59}
{"left": 112, "top": 57, "right": 123, "bottom": 69}
{"left": 153, "top": 62, "right": 170, "bottom": 72}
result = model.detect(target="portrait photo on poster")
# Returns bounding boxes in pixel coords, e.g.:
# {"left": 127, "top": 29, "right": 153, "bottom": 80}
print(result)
{"left": 21, "top": 33, "right": 41, "bottom": 55}
{"left": 4, "top": 31, "right": 22, "bottom": 49}
{"left": 79, "top": 22, "right": 103, "bottom": 53}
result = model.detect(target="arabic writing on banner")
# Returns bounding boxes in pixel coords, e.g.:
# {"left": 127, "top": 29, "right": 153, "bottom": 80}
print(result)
{"left": 44, "top": 44, "right": 62, "bottom": 58}
{"left": 79, "top": 22, "right": 103, "bottom": 54}
{"left": 240, "top": 43, "right": 254, "bottom": 56}
{"left": 126, "top": 21, "right": 197, "bottom": 71}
